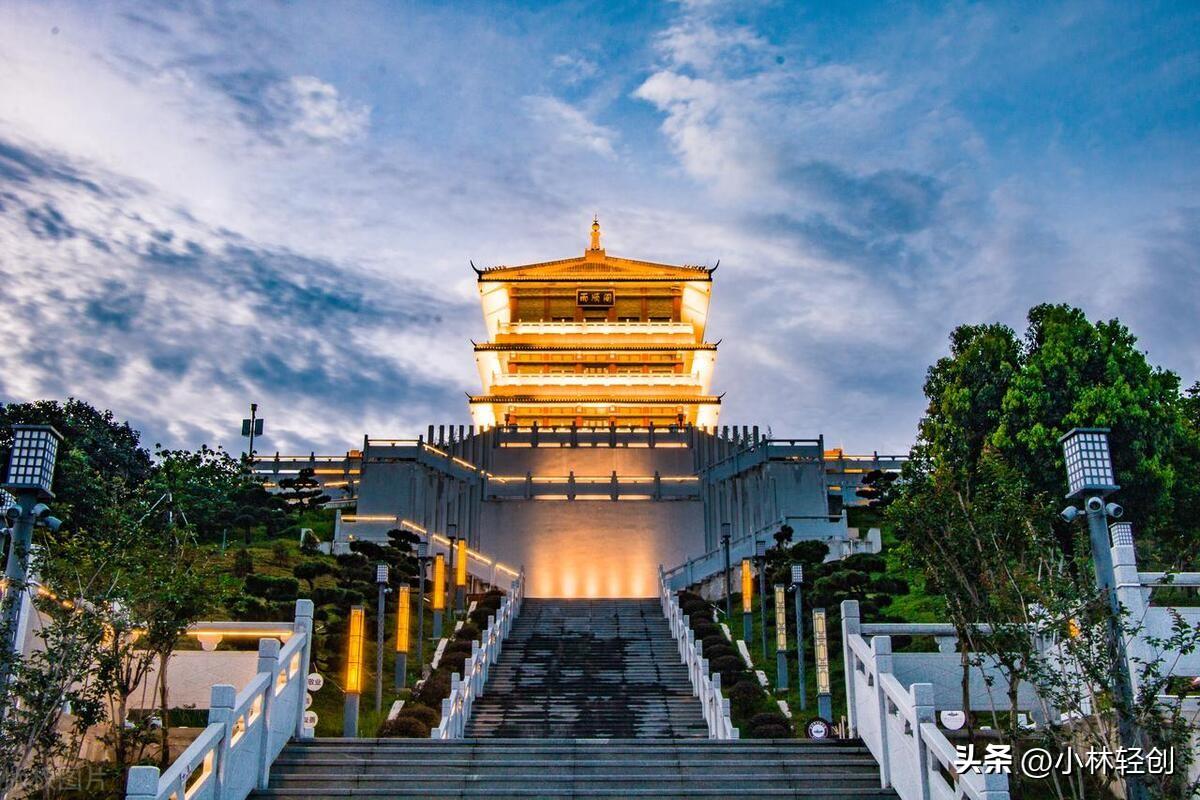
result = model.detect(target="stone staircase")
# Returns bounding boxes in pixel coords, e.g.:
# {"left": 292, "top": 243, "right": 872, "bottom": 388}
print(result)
{"left": 254, "top": 738, "right": 899, "bottom": 798}
{"left": 467, "top": 598, "right": 707, "bottom": 738}
{"left": 253, "top": 598, "right": 899, "bottom": 798}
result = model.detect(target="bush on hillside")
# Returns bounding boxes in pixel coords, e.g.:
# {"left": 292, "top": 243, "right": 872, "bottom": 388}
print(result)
{"left": 377, "top": 716, "right": 430, "bottom": 738}
{"left": 401, "top": 704, "right": 442, "bottom": 728}
{"left": 244, "top": 574, "right": 300, "bottom": 602}
{"left": 414, "top": 669, "right": 452, "bottom": 706}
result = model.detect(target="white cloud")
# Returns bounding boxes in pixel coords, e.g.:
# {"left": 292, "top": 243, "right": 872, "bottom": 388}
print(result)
{"left": 521, "top": 95, "right": 617, "bottom": 158}
{"left": 264, "top": 75, "right": 370, "bottom": 143}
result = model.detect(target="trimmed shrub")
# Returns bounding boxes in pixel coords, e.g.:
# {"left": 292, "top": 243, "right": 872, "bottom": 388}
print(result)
{"left": 456, "top": 621, "right": 481, "bottom": 640}
{"left": 690, "top": 620, "right": 720, "bottom": 639}
{"left": 700, "top": 633, "right": 728, "bottom": 651}
{"left": 244, "top": 574, "right": 300, "bottom": 602}
{"left": 401, "top": 703, "right": 441, "bottom": 728}
{"left": 703, "top": 643, "right": 736, "bottom": 661}
{"left": 414, "top": 669, "right": 452, "bottom": 706}
{"left": 729, "top": 680, "right": 763, "bottom": 716}
{"left": 377, "top": 716, "right": 430, "bottom": 738}
{"left": 747, "top": 723, "right": 790, "bottom": 739}
{"left": 750, "top": 711, "right": 789, "bottom": 730}
{"left": 711, "top": 655, "right": 745, "bottom": 677}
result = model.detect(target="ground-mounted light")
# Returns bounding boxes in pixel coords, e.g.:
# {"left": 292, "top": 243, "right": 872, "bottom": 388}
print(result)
{"left": 1060, "top": 427, "right": 1119, "bottom": 499}
{"left": 396, "top": 586, "right": 411, "bottom": 654}
{"left": 813, "top": 607, "right": 832, "bottom": 720}
{"left": 813, "top": 608, "right": 829, "bottom": 693}
{"left": 741, "top": 558, "right": 752, "bottom": 613}
{"left": 4, "top": 425, "right": 62, "bottom": 497}
{"left": 774, "top": 585, "right": 787, "bottom": 650}
{"left": 456, "top": 538, "right": 468, "bottom": 587}
{"left": 345, "top": 606, "right": 365, "bottom": 694}
{"left": 432, "top": 555, "right": 446, "bottom": 611}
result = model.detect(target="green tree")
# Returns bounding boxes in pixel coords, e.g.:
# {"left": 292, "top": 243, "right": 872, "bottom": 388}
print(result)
{"left": 0, "top": 398, "right": 153, "bottom": 524}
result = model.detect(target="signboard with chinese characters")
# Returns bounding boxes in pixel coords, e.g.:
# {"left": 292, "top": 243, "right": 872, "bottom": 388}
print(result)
{"left": 576, "top": 289, "right": 615, "bottom": 307}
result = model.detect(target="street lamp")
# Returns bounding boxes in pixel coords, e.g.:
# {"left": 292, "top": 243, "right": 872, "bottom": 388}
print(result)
{"left": 721, "top": 523, "right": 732, "bottom": 621}
{"left": 1059, "top": 427, "right": 1146, "bottom": 800}
{"left": 455, "top": 537, "right": 468, "bottom": 613}
{"left": 374, "top": 563, "right": 389, "bottom": 712}
{"left": 740, "top": 558, "right": 753, "bottom": 642}
{"left": 1, "top": 424, "right": 62, "bottom": 702}
{"left": 773, "top": 584, "right": 788, "bottom": 692}
{"left": 416, "top": 540, "right": 428, "bottom": 676}
{"left": 813, "top": 607, "right": 832, "bottom": 721}
{"left": 343, "top": 605, "right": 365, "bottom": 737}
{"left": 446, "top": 523, "right": 458, "bottom": 617}
{"left": 792, "top": 565, "right": 806, "bottom": 711}
{"left": 756, "top": 537, "right": 768, "bottom": 663}
{"left": 432, "top": 554, "right": 446, "bottom": 639}
{"left": 394, "top": 585, "right": 411, "bottom": 689}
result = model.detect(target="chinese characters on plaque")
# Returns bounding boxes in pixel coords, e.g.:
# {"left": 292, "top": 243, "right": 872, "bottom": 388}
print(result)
{"left": 576, "top": 289, "right": 615, "bottom": 307}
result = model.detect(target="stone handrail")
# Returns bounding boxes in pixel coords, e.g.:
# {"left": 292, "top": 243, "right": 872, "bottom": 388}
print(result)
{"left": 431, "top": 571, "right": 525, "bottom": 738}
{"left": 658, "top": 566, "right": 738, "bottom": 740}
{"left": 126, "top": 599, "right": 314, "bottom": 800}
{"left": 842, "top": 601, "right": 1011, "bottom": 800}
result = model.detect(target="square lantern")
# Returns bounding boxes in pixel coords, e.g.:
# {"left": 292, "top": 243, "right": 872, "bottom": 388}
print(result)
{"left": 1109, "top": 522, "right": 1135, "bottom": 548}
{"left": 791, "top": 565, "right": 804, "bottom": 585}
{"left": 1060, "top": 428, "right": 1119, "bottom": 499}
{"left": 4, "top": 425, "right": 62, "bottom": 497}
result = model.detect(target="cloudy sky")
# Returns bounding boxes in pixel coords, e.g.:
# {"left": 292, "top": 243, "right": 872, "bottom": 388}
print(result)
{"left": 1, "top": 1, "right": 1197, "bottom": 456}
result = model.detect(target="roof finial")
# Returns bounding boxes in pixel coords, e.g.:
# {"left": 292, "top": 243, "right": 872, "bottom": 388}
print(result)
{"left": 590, "top": 215, "right": 601, "bottom": 251}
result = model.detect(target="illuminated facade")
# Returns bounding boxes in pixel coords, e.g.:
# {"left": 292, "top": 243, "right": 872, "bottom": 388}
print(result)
{"left": 257, "top": 220, "right": 892, "bottom": 598}
{"left": 470, "top": 219, "right": 720, "bottom": 428}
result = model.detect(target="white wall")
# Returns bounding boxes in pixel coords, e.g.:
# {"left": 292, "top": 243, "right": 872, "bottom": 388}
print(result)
{"left": 481, "top": 499, "right": 704, "bottom": 597}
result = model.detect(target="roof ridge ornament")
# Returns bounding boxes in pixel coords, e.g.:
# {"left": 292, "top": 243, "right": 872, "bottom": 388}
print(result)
{"left": 590, "top": 216, "right": 601, "bottom": 251}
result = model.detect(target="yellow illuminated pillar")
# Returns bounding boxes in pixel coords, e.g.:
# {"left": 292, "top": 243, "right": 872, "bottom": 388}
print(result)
{"left": 774, "top": 584, "right": 788, "bottom": 692}
{"left": 432, "top": 554, "right": 446, "bottom": 638}
{"left": 343, "top": 605, "right": 365, "bottom": 737}
{"left": 740, "top": 558, "right": 753, "bottom": 643}
{"left": 394, "top": 586, "right": 411, "bottom": 689}
{"left": 455, "top": 538, "right": 468, "bottom": 612}
{"left": 813, "top": 607, "right": 832, "bottom": 721}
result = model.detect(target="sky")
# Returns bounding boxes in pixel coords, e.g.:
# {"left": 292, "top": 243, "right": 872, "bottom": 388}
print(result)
{"left": 0, "top": 0, "right": 1197, "bottom": 456}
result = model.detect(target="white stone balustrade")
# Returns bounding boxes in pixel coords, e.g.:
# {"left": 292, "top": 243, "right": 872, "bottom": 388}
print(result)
{"left": 659, "top": 566, "right": 738, "bottom": 740}
{"left": 125, "top": 599, "right": 314, "bottom": 800}
{"left": 431, "top": 571, "right": 525, "bottom": 739}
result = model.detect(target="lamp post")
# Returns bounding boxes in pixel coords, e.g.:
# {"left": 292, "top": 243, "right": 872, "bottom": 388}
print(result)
{"left": 416, "top": 540, "right": 428, "bottom": 676}
{"left": 446, "top": 523, "right": 458, "bottom": 616}
{"left": 432, "top": 553, "right": 446, "bottom": 639}
{"left": 1059, "top": 427, "right": 1146, "bottom": 800}
{"left": 343, "top": 605, "right": 365, "bottom": 737}
{"left": 721, "top": 523, "right": 732, "bottom": 621}
{"left": 792, "top": 565, "right": 806, "bottom": 710}
{"left": 374, "top": 563, "right": 388, "bottom": 712}
{"left": 395, "top": 585, "right": 411, "bottom": 689}
{"left": 756, "top": 537, "right": 768, "bottom": 664}
{"left": 740, "top": 558, "right": 753, "bottom": 642}
{"left": 813, "top": 607, "right": 832, "bottom": 721}
{"left": 1, "top": 424, "right": 62, "bottom": 704}
{"left": 455, "top": 536, "right": 468, "bottom": 614}
{"left": 773, "top": 584, "right": 788, "bottom": 692}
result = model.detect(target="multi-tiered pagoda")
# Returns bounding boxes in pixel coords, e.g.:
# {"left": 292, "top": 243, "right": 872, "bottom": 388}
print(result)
{"left": 469, "top": 219, "right": 721, "bottom": 429}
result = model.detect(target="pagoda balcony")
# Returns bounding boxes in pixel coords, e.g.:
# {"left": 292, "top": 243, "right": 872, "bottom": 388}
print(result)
{"left": 497, "top": 320, "right": 694, "bottom": 336}
{"left": 487, "top": 373, "right": 705, "bottom": 388}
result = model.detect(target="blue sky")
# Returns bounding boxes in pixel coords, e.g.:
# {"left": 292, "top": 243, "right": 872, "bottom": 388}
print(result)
{"left": 0, "top": 1, "right": 1197, "bottom": 455}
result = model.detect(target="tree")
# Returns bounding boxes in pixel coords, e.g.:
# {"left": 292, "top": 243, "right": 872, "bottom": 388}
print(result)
{"left": 0, "top": 399, "right": 154, "bottom": 525}
{"left": 293, "top": 560, "right": 335, "bottom": 592}
{"left": 275, "top": 467, "right": 330, "bottom": 510}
